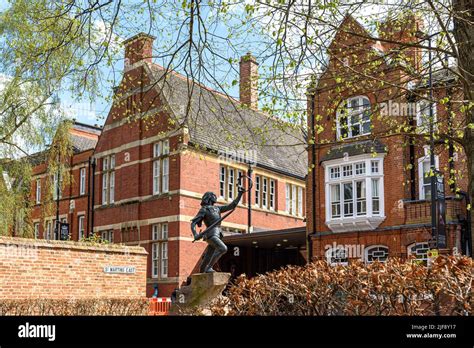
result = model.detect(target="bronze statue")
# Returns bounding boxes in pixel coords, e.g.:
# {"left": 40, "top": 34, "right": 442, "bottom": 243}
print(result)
{"left": 191, "top": 179, "right": 248, "bottom": 273}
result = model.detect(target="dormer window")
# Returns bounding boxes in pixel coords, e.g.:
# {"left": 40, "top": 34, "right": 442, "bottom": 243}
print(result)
{"left": 336, "top": 96, "right": 371, "bottom": 139}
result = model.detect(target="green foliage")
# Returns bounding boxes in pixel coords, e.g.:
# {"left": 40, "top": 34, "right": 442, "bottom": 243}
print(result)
{"left": 79, "top": 232, "right": 110, "bottom": 245}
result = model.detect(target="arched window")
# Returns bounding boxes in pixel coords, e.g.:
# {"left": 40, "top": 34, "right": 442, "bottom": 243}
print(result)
{"left": 325, "top": 246, "right": 348, "bottom": 266}
{"left": 336, "top": 96, "right": 371, "bottom": 139}
{"left": 365, "top": 245, "right": 389, "bottom": 263}
{"left": 407, "top": 242, "right": 430, "bottom": 264}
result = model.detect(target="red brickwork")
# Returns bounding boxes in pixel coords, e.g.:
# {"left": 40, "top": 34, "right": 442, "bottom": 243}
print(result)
{"left": 0, "top": 236, "right": 147, "bottom": 299}
{"left": 306, "top": 15, "right": 466, "bottom": 261}
{"left": 30, "top": 147, "right": 95, "bottom": 241}
{"left": 79, "top": 35, "right": 304, "bottom": 297}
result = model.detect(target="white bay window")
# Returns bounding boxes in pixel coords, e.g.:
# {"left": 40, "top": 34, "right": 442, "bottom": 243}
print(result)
{"left": 324, "top": 154, "right": 385, "bottom": 232}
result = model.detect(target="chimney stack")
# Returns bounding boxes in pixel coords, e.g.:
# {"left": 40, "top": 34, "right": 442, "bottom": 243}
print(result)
{"left": 123, "top": 32, "right": 156, "bottom": 67}
{"left": 239, "top": 52, "right": 259, "bottom": 109}
{"left": 379, "top": 14, "right": 424, "bottom": 71}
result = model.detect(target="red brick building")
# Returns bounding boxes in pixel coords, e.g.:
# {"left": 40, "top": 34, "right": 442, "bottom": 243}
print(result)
{"left": 29, "top": 33, "right": 307, "bottom": 296}
{"left": 306, "top": 14, "right": 471, "bottom": 265}
{"left": 29, "top": 122, "right": 100, "bottom": 241}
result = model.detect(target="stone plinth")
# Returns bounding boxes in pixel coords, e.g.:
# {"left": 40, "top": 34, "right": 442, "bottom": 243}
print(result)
{"left": 170, "top": 272, "right": 230, "bottom": 314}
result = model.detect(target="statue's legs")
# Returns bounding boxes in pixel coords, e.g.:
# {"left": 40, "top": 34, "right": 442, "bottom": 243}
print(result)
{"left": 202, "top": 236, "right": 228, "bottom": 273}
{"left": 199, "top": 245, "right": 215, "bottom": 273}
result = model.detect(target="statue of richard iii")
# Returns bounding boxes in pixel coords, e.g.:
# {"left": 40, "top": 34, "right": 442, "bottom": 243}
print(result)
{"left": 190, "top": 186, "right": 245, "bottom": 273}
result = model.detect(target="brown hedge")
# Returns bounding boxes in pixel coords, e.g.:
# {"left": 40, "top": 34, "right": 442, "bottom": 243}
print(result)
{"left": 0, "top": 298, "right": 150, "bottom": 316}
{"left": 210, "top": 256, "right": 473, "bottom": 316}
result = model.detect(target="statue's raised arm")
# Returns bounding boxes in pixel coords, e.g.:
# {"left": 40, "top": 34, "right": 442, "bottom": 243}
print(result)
{"left": 189, "top": 176, "right": 250, "bottom": 273}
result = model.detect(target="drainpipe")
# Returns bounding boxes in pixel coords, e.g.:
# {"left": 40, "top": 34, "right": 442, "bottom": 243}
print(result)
{"left": 89, "top": 158, "right": 96, "bottom": 237}
{"left": 87, "top": 157, "right": 92, "bottom": 238}
{"left": 447, "top": 88, "right": 455, "bottom": 193}
{"left": 458, "top": 191, "right": 472, "bottom": 256}
{"left": 308, "top": 86, "right": 317, "bottom": 263}
{"left": 407, "top": 95, "right": 416, "bottom": 200}
{"left": 247, "top": 165, "right": 253, "bottom": 234}
{"left": 427, "top": 37, "right": 438, "bottom": 248}
{"left": 55, "top": 148, "right": 60, "bottom": 240}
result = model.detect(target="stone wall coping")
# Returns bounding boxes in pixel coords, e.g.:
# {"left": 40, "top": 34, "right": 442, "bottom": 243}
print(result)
{"left": 0, "top": 236, "right": 147, "bottom": 255}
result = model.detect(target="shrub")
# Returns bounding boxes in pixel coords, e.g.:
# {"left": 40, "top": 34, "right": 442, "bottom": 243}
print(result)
{"left": 210, "top": 256, "right": 473, "bottom": 316}
{"left": 0, "top": 298, "right": 149, "bottom": 316}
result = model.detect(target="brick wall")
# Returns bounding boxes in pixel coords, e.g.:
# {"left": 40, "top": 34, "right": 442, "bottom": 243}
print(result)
{"left": 311, "top": 224, "right": 461, "bottom": 261}
{"left": 0, "top": 237, "right": 147, "bottom": 299}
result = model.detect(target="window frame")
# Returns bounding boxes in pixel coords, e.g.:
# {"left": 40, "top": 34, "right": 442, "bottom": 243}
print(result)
{"left": 325, "top": 246, "right": 349, "bottom": 266}
{"left": 269, "top": 179, "right": 275, "bottom": 210}
{"left": 418, "top": 147, "right": 440, "bottom": 200}
{"left": 407, "top": 242, "right": 430, "bottom": 265}
{"left": 219, "top": 165, "right": 244, "bottom": 202}
{"left": 35, "top": 178, "right": 41, "bottom": 204}
{"left": 78, "top": 215, "right": 85, "bottom": 241}
{"left": 228, "top": 168, "right": 235, "bottom": 200}
{"left": 324, "top": 154, "right": 385, "bottom": 227}
{"left": 34, "top": 222, "right": 40, "bottom": 239}
{"left": 285, "top": 183, "right": 304, "bottom": 217}
{"left": 336, "top": 96, "right": 371, "bottom": 140}
{"left": 219, "top": 166, "right": 226, "bottom": 198}
{"left": 101, "top": 155, "right": 115, "bottom": 204}
{"left": 152, "top": 140, "right": 170, "bottom": 195}
{"left": 416, "top": 97, "right": 437, "bottom": 133}
{"left": 255, "top": 175, "right": 260, "bottom": 206}
{"left": 365, "top": 245, "right": 389, "bottom": 263}
{"left": 45, "top": 220, "right": 52, "bottom": 240}
{"left": 79, "top": 167, "right": 86, "bottom": 195}
{"left": 151, "top": 223, "right": 169, "bottom": 279}
{"left": 262, "top": 177, "right": 268, "bottom": 208}
{"left": 100, "top": 230, "right": 113, "bottom": 243}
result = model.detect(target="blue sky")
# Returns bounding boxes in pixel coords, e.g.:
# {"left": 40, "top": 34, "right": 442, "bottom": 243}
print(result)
{"left": 1, "top": 1, "right": 442, "bottom": 128}
{"left": 55, "top": 1, "right": 261, "bottom": 127}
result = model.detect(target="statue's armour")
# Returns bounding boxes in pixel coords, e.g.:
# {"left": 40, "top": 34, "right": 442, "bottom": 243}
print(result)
{"left": 194, "top": 205, "right": 223, "bottom": 240}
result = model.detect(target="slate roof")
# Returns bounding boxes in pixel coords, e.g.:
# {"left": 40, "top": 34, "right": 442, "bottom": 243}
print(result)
{"left": 70, "top": 134, "right": 99, "bottom": 154}
{"left": 26, "top": 151, "right": 48, "bottom": 166}
{"left": 148, "top": 64, "right": 308, "bottom": 179}
{"left": 415, "top": 67, "right": 459, "bottom": 89}
{"left": 27, "top": 122, "right": 100, "bottom": 166}
{"left": 320, "top": 139, "right": 387, "bottom": 163}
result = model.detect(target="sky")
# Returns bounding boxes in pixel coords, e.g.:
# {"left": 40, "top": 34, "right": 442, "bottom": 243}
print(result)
{"left": 0, "top": 0, "right": 446, "bottom": 128}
